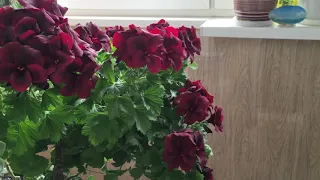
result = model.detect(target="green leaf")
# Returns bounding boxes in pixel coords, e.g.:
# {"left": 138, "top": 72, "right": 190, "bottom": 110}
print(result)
{"left": 5, "top": 94, "right": 44, "bottom": 122}
{"left": 94, "top": 80, "right": 124, "bottom": 102}
{"left": 0, "top": 141, "right": 6, "bottom": 157}
{"left": 0, "top": 158, "right": 4, "bottom": 174}
{"left": 11, "top": 0, "right": 23, "bottom": 9}
{"left": 205, "top": 144, "right": 213, "bottom": 157}
{"left": 170, "top": 170, "right": 185, "bottom": 180}
{"left": 49, "top": 106, "right": 76, "bottom": 124}
{"left": 103, "top": 168, "right": 128, "bottom": 180}
{"left": 100, "top": 61, "right": 115, "bottom": 83}
{"left": 9, "top": 151, "right": 49, "bottom": 177}
{"left": 140, "top": 85, "right": 165, "bottom": 116}
{"left": 8, "top": 120, "right": 39, "bottom": 156}
{"left": 82, "top": 113, "right": 120, "bottom": 146}
{"left": 81, "top": 148, "right": 104, "bottom": 168}
{"left": 25, "top": 96, "right": 44, "bottom": 122}
{"left": 0, "top": 115, "right": 8, "bottom": 141}
{"left": 130, "top": 167, "right": 145, "bottom": 180}
{"left": 87, "top": 175, "right": 96, "bottom": 180}
{"left": 39, "top": 116, "right": 66, "bottom": 143}
{"left": 132, "top": 108, "right": 151, "bottom": 134}
{"left": 104, "top": 82, "right": 125, "bottom": 96}
{"left": 188, "top": 60, "right": 198, "bottom": 70}
{"left": 41, "top": 88, "right": 63, "bottom": 108}
{"left": 185, "top": 171, "right": 204, "bottom": 180}
{"left": 125, "top": 132, "right": 143, "bottom": 151}
{"left": 38, "top": 106, "right": 76, "bottom": 142}
{"left": 106, "top": 96, "right": 134, "bottom": 120}
{"left": 104, "top": 173, "right": 119, "bottom": 180}
{"left": 5, "top": 95, "right": 27, "bottom": 122}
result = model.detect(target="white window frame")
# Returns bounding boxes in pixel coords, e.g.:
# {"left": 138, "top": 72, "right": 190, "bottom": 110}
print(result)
{"left": 214, "top": 0, "right": 233, "bottom": 9}
{"left": 60, "top": 0, "right": 234, "bottom": 17}
{"left": 60, "top": 0, "right": 210, "bottom": 10}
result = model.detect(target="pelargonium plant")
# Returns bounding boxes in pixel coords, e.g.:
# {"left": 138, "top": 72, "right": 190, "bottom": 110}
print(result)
{"left": 0, "top": 0, "right": 224, "bottom": 180}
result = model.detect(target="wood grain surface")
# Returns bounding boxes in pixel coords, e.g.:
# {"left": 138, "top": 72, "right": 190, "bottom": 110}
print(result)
{"left": 185, "top": 37, "right": 320, "bottom": 180}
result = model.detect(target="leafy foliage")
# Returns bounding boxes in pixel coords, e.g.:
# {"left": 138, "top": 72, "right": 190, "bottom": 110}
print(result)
{"left": 0, "top": 48, "right": 216, "bottom": 179}
{"left": 0, "top": 2, "right": 220, "bottom": 179}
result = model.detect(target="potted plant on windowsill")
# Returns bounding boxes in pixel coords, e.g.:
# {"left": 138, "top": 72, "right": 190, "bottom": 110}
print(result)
{"left": 233, "top": 0, "right": 278, "bottom": 27}
{"left": 269, "top": 0, "right": 306, "bottom": 26}
{"left": 0, "top": 0, "right": 224, "bottom": 179}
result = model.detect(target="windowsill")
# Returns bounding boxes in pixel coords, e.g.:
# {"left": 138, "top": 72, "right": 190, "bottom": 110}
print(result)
{"left": 200, "top": 17, "right": 320, "bottom": 40}
{"left": 66, "top": 16, "right": 209, "bottom": 29}
{"left": 67, "top": 16, "right": 320, "bottom": 41}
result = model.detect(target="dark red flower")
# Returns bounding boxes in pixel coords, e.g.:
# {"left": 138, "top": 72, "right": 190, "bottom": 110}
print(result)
{"left": 202, "top": 166, "right": 214, "bottom": 180}
{"left": 0, "top": 42, "right": 47, "bottom": 92}
{"left": 0, "top": 25, "right": 15, "bottom": 46}
{"left": 58, "top": 59, "right": 99, "bottom": 98}
{"left": 178, "top": 26, "right": 201, "bottom": 62}
{"left": 151, "top": 26, "right": 187, "bottom": 71}
{"left": 194, "top": 131, "right": 207, "bottom": 166}
{"left": 17, "top": 0, "right": 68, "bottom": 20}
{"left": 58, "top": 22, "right": 85, "bottom": 57}
{"left": 174, "top": 80, "right": 213, "bottom": 125}
{"left": 0, "top": 6, "right": 15, "bottom": 26}
{"left": 46, "top": 32, "right": 75, "bottom": 76}
{"left": 207, "top": 106, "right": 224, "bottom": 132}
{"left": 182, "top": 80, "right": 214, "bottom": 104}
{"left": 14, "top": 16, "right": 41, "bottom": 41}
{"left": 0, "top": 7, "right": 54, "bottom": 45}
{"left": 105, "top": 25, "right": 124, "bottom": 38}
{"left": 163, "top": 129, "right": 207, "bottom": 172}
{"left": 26, "top": 34, "right": 51, "bottom": 55}
{"left": 147, "top": 19, "right": 169, "bottom": 32}
{"left": 13, "top": 8, "right": 55, "bottom": 34}
{"left": 113, "top": 25, "right": 164, "bottom": 73}
{"left": 74, "top": 22, "right": 111, "bottom": 52}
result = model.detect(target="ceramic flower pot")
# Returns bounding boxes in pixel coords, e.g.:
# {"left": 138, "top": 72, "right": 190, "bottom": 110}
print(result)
{"left": 299, "top": 0, "right": 320, "bottom": 25}
{"left": 234, "top": 0, "right": 278, "bottom": 27}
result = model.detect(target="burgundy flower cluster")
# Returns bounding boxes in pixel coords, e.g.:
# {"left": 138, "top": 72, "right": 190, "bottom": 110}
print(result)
{"left": 174, "top": 79, "right": 224, "bottom": 132}
{"left": 174, "top": 80, "right": 214, "bottom": 124}
{"left": 163, "top": 129, "right": 213, "bottom": 180}
{"left": 163, "top": 80, "right": 224, "bottom": 179}
{"left": 0, "top": 0, "right": 112, "bottom": 98}
{"left": 112, "top": 19, "right": 201, "bottom": 73}
{"left": 147, "top": 19, "right": 201, "bottom": 62}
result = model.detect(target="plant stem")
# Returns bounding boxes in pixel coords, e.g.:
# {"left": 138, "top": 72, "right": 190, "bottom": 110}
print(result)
{"left": 66, "top": 172, "right": 81, "bottom": 180}
{"left": 53, "top": 141, "right": 66, "bottom": 180}
{"left": 4, "top": 161, "right": 21, "bottom": 180}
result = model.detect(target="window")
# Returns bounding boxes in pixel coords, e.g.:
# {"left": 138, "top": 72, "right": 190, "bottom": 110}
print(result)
{"left": 214, "top": 0, "right": 233, "bottom": 9}
{"left": 59, "top": 0, "right": 234, "bottom": 17}
{"left": 60, "top": 0, "right": 210, "bottom": 10}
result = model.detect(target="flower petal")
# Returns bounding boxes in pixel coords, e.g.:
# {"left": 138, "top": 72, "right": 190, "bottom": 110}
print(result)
{"left": 127, "top": 36, "right": 147, "bottom": 55}
{"left": 0, "top": 42, "right": 19, "bottom": 64}
{"left": 14, "top": 16, "right": 40, "bottom": 41}
{"left": 146, "top": 34, "right": 163, "bottom": 53}
{"left": 76, "top": 76, "right": 93, "bottom": 99}
{"left": 0, "top": 25, "right": 15, "bottom": 46}
{"left": 9, "top": 70, "right": 32, "bottom": 92}
{"left": 131, "top": 51, "right": 147, "bottom": 68}
{"left": 0, "top": 64, "right": 16, "bottom": 82}
{"left": 81, "top": 61, "right": 99, "bottom": 77}
{"left": 147, "top": 55, "right": 162, "bottom": 74}
{"left": 60, "top": 85, "right": 75, "bottom": 96}
{"left": 27, "top": 64, "right": 48, "bottom": 83}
